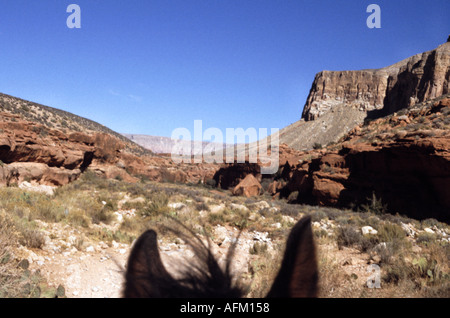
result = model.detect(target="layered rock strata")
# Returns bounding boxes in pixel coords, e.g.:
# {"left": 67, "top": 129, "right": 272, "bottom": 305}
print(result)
{"left": 302, "top": 42, "right": 450, "bottom": 121}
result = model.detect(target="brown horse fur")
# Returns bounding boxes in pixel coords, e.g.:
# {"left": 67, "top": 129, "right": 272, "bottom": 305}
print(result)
{"left": 123, "top": 216, "right": 318, "bottom": 298}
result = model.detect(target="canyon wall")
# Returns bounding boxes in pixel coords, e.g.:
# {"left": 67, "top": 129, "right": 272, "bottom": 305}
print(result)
{"left": 302, "top": 42, "right": 450, "bottom": 121}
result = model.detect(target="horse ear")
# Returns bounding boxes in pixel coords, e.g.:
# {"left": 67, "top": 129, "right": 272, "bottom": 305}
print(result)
{"left": 123, "top": 230, "right": 175, "bottom": 297}
{"left": 266, "top": 216, "right": 318, "bottom": 298}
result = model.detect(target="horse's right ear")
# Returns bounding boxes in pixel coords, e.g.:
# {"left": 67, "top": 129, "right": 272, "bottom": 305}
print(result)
{"left": 266, "top": 216, "right": 318, "bottom": 298}
{"left": 123, "top": 230, "right": 176, "bottom": 297}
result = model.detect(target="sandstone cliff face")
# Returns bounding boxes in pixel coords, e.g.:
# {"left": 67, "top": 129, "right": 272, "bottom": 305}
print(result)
{"left": 384, "top": 42, "right": 450, "bottom": 114}
{"left": 302, "top": 42, "right": 450, "bottom": 121}
{"left": 302, "top": 70, "right": 389, "bottom": 121}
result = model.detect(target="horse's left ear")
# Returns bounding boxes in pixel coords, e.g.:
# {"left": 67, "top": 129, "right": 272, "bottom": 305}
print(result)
{"left": 123, "top": 230, "right": 175, "bottom": 297}
{"left": 266, "top": 216, "right": 318, "bottom": 298}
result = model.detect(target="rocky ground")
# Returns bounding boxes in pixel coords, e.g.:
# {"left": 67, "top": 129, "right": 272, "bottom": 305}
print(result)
{"left": 4, "top": 178, "right": 448, "bottom": 298}
{"left": 19, "top": 224, "right": 273, "bottom": 298}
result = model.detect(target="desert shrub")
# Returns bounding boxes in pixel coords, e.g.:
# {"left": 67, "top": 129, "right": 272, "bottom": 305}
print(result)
{"left": 90, "top": 207, "right": 114, "bottom": 225}
{"left": 34, "top": 199, "right": 65, "bottom": 223}
{"left": 416, "top": 232, "right": 438, "bottom": 245}
{"left": 279, "top": 204, "right": 300, "bottom": 217}
{"left": 311, "top": 210, "right": 328, "bottom": 222}
{"left": 314, "top": 228, "right": 329, "bottom": 239}
{"left": 335, "top": 215, "right": 351, "bottom": 225}
{"left": 377, "top": 223, "right": 406, "bottom": 243}
{"left": 18, "top": 227, "right": 45, "bottom": 249}
{"left": 364, "top": 215, "right": 381, "bottom": 229}
{"left": 207, "top": 207, "right": 249, "bottom": 230}
{"left": 322, "top": 208, "right": 343, "bottom": 221}
{"left": 421, "top": 218, "right": 439, "bottom": 229}
{"left": 411, "top": 257, "right": 441, "bottom": 283}
{"left": 90, "top": 227, "right": 135, "bottom": 244}
{"left": 0, "top": 213, "right": 17, "bottom": 263}
{"left": 208, "top": 211, "right": 227, "bottom": 225}
{"left": 89, "top": 197, "right": 116, "bottom": 225}
{"left": 382, "top": 259, "right": 413, "bottom": 285}
{"left": 233, "top": 210, "right": 249, "bottom": 230}
{"left": 377, "top": 222, "right": 409, "bottom": 258}
{"left": 313, "top": 143, "right": 322, "bottom": 150}
{"left": 335, "top": 213, "right": 365, "bottom": 227}
{"left": 336, "top": 225, "right": 378, "bottom": 253}
{"left": 195, "top": 202, "right": 210, "bottom": 212}
{"left": 376, "top": 242, "right": 399, "bottom": 265}
{"left": 249, "top": 242, "right": 268, "bottom": 255}
{"left": 358, "top": 235, "right": 379, "bottom": 253}
{"left": 336, "top": 225, "right": 363, "bottom": 250}
{"left": 67, "top": 210, "right": 90, "bottom": 228}
{"left": 118, "top": 216, "right": 152, "bottom": 237}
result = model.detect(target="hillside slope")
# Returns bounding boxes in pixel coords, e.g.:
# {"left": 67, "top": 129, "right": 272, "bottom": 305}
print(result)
{"left": 0, "top": 93, "right": 151, "bottom": 157}
{"left": 0, "top": 93, "right": 218, "bottom": 187}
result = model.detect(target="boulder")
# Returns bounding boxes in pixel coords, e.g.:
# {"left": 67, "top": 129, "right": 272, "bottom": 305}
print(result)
{"left": 361, "top": 226, "right": 378, "bottom": 235}
{"left": 232, "top": 174, "right": 262, "bottom": 197}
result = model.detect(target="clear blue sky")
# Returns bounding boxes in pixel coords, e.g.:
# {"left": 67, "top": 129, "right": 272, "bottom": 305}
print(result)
{"left": 0, "top": 1, "right": 449, "bottom": 139}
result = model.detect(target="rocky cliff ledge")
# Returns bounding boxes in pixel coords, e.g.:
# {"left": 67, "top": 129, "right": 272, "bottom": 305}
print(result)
{"left": 302, "top": 42, "right": 450, "bottom": 121}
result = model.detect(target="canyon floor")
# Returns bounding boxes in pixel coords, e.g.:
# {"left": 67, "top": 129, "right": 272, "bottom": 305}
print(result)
{"left": 1, "top": 172, "right": 448, "bottom": 298}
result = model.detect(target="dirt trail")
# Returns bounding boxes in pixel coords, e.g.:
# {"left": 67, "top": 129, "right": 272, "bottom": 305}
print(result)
{"left": 32, "top": 246, "right": 129, "bottom": 298}
{"left": 25, "top": 223, "right": 269, "bottom": 298}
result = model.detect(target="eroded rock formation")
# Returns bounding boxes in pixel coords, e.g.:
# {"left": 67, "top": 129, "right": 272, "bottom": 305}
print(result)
{"left": 216, "top": 96, "right": 450, "bottom": 223}
{"left": 0, "top": 111, "right": 217, "bottom": 186}
{"left": 302, "top": 42, "right": 450, "bottom": 121}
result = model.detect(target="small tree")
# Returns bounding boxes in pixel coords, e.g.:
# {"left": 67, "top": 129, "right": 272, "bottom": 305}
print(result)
{"left": 360, "top": 191, "right": 388, "bottom": 215}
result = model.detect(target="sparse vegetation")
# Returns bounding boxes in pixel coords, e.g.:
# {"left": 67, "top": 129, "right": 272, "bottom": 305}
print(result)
{"left": 0, "top": 167, "right": 448, "bottom": 298}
